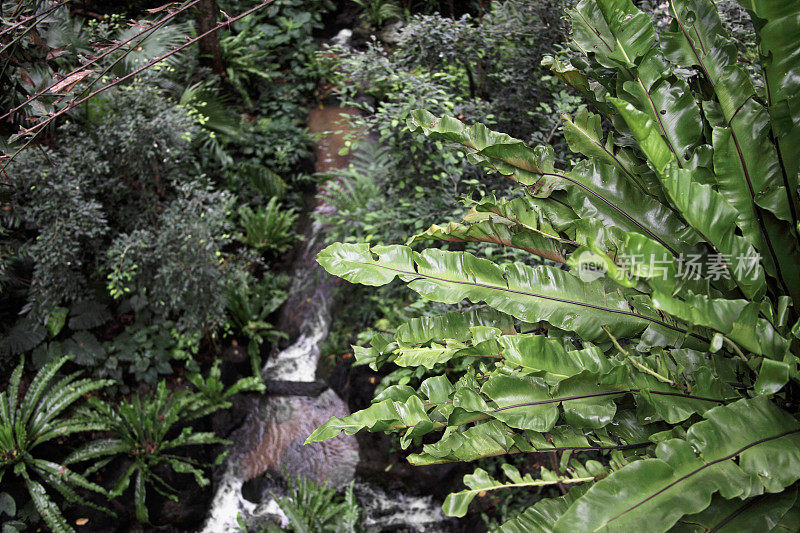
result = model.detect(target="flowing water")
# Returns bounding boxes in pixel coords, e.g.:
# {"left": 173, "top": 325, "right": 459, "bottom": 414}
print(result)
{"left": 202, "top": 107, "right": 361, "bottom": 532}
{"left": 202, "top": 106, "right": 450, "bottom": 532}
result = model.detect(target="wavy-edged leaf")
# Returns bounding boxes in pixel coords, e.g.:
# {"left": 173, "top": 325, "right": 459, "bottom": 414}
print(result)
{"left": 497, "top": 484, "right": 590, "bottom": 533}
{"left": 443, "top": 465, "right": 596, "bottom": 518}
{"left": 480, "top": 374, "right": 559, "bottom": 431}
{"left": 554, "top": 397, "right": 800, "bottom": 531}
{"left": 652, "top": 292, "right": 789, "bottom": 360}
{"left": 673, "top": 487, "right": 799, "bottom": 533}
{"left": 734, "top": 0, "right": 800, "bottom": 225}
{"left": 562, "top": 108, "right": 647, "bottom": 194}
{"left": 407, "top": 109, "right": 555, "bottom": 185}
{"left": 395, "top": 307, "right": 514, "bottom": 345}
{"left": 658, "top": 164, "right": 766, "bottom": 299}
{"left": 570, "top": 0, "right": 656, "bottom": 69}
{"left": 499, "top": 333, "right": 612, "bottom": 383}
{"left": 317, "top": 243, "right": 676, "bottom": 342}
{"left": 410, "top": 207, "right": 568, "bottom": 263}
{"left": 409, "top": 112, "right": 701, "bottom": 257}
{"left": 67, "top": 299, "right": 111, "bottom": 330}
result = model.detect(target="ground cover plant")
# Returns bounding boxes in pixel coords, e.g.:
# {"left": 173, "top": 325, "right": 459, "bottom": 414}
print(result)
{"left": 309, "top": 0, "right": 800, "bottom": 530}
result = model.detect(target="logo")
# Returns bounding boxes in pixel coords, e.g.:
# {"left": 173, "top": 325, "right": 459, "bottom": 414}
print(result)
{"left": 573, "top": 250, "right": 606, "bottom": 283}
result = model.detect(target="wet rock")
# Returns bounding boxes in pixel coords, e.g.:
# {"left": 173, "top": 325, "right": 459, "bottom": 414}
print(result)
{"left": 202, "top": 390, "right": 358, "bottom": 532}
{"left": 379, "top": 20, "right": 405, "bottom": 45}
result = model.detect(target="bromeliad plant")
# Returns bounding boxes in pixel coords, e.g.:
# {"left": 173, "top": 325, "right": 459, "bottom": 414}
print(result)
{"left": 0, "top": 356, "right": 113, "bottom": 533}
{"left": 308, "top": 0, "right": 800, "bottom": 530}
{"left": 65, "top": 381, "right": 228, "bottom": 524}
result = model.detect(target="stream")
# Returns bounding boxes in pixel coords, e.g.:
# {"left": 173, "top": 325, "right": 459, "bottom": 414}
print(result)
{"left": 202, "top": 107, "right": 451, "bottom": 532}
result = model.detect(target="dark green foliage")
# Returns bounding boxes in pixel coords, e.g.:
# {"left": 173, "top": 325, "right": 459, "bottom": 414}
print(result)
{"left": 0, "top": 356, "right": 113, "bottom": 533}
{"left": 105, "top": 181, "right": 237, "bottom": 333}
{"left": 236, "top": 197, "right": 299, "bottom": 255}
{"left": 226, "top": 272, "right": 289, "bottom": 373}
{"left": 272, "top": 476, "right": 359, "bottom": 533}
{"left": 2, "top": 82, "right": 245, "bottom": 339}
{"left": 397, "top": 1, "right": 571, "bottom": 139}
{"left": 65, "top": 380, "right": 230, "bottom": 524}
{"left": 187, "top": 359, "right": 265, "bottom": 411}
{"left": 311, "top": 0, "right": 800, "bottom": 530}
{"left": 0, "top": 491, "right": 25, "bottom": 532}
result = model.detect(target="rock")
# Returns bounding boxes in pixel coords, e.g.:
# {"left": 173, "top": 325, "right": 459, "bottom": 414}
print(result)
{"left": 379, "top": 21, "right": 405, "bottom": 45}
{"left": 202, "top": 390, "right": 359, "bottom": 532}
{"left": 331, "top": 28, "right": 353, "bottom": 47}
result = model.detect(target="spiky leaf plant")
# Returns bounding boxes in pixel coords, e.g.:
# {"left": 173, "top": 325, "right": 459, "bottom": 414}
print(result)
{"left": 237, "top": 197, "right": 299, "bottom": 254}
{"left": 308, "top": 0, "right": 800, "bottom": 530}
{"left": 65, "top": 381, "right": 228, "bottom": 524}
{"left": 0, "top": 356, "right": 113, "bottom": 533}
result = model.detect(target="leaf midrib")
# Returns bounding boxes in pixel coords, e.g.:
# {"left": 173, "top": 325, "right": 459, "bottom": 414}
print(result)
{"left": 347, "top": 257, "right": 690, "bottom": 335}
{"left": 596, "top": 427, "right": 800, "bottom": 530}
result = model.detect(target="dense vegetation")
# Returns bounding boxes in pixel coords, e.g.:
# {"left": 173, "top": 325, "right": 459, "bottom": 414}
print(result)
{"left": 311, "top": 0, "right": 800, "bottom": 531}
{"left": 2, "top": 0, "right": 798, "bottom": 531}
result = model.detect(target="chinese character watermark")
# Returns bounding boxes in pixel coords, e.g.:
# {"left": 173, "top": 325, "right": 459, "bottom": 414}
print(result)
{"left": 574, "top": 251, "right": 762, "bottom": 282}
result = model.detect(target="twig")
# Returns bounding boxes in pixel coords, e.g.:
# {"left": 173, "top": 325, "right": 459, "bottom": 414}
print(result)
{"left": 2, "top": 0, "right": 275, "bottom": 171}
{"left": 0, "top": 0, "right": 202, "bottom": 123}
{"left": 0, "top": 0, "right": 71, "bottom": 40}
{"left": 602, "top": 325, "right": 675, "bottom": 385}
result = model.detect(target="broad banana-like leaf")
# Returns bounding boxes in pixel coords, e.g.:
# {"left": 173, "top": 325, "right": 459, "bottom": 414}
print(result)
{"left": 735, "top": 0, "right": 800, "bottom": 223}
{"left": 672, "top": 488, "right": 799, "bottom": 532}
{"left": 553, "top": 397, "right": 800, "bottom": 532}
{"left": 317, "top": 242, "right": 675, "bottom": 341}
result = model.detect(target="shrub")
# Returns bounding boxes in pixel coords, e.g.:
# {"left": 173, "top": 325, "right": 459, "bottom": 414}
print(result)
{"left": 308, "top": 0, "right": 800, "bottom": 530}
{"left": 2, "top": 82, "right": 245, "bottom": 338}
{"left": 397, "top": 1, "right": 571, "bottom": 140}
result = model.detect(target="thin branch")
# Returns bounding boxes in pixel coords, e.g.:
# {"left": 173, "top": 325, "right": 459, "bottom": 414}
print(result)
{"left": 0, "top": 0, "right": 71, "bottom": 40}
{"left": 0, "top": 0, "right": 203, "bottom": 124}
{"left": 1, "top": 0, "right": 275, "bottom": 171}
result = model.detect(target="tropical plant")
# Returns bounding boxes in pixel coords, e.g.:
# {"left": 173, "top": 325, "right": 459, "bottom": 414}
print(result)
{"left": 237, "top": 197, "right": 299, "bottom": 254}
{"left": 186, "top": 359, "right": 266, "bottom": 409}
{"left": 0, "top": 356, "right": 113, "bottom": 532}
{"left": 352, "top": 0, "right": 404, "bottom": 28}
{"left": 308, "top": 0, "right": 800, "bottom": 530}
{"left": 226, "top": 273, "right": 290, "bottom": 374}
{"left": 65, "top": 381, "right": 229, "bottom": 524}
{"left": 270, "top": 475, "right": 359, "bottom": 533}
